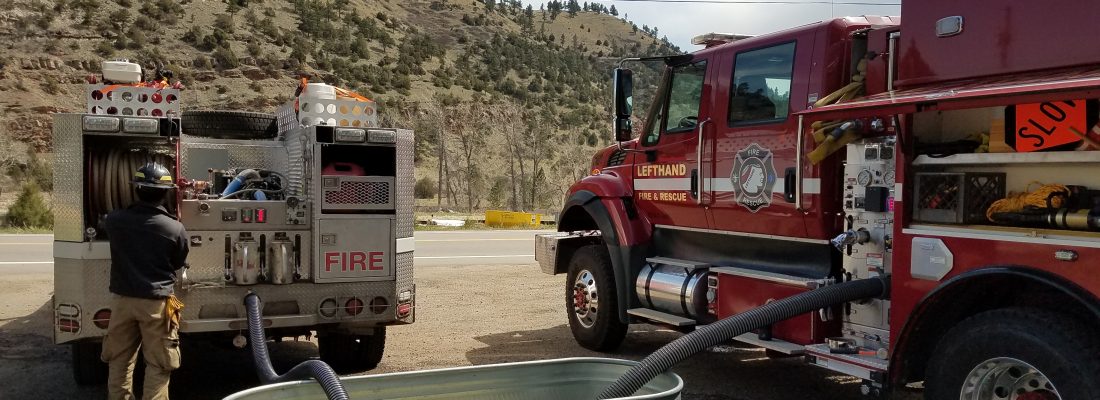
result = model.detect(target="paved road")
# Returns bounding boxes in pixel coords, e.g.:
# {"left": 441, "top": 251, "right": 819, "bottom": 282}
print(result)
{"left": 413, "top": 230, "right": 549, "bottom": 266}
{"left": 0, "top": 234, "right": 52, "bottom": 274}
{"left": 0, "top": 230, "right": 548, "bottom": 271}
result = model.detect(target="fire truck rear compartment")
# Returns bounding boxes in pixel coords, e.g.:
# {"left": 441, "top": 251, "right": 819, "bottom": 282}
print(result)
{"left": 80, "top": 130, "right": 178, "bottom": 239}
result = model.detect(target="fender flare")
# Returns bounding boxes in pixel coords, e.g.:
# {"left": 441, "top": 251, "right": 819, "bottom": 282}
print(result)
{"left": 890, "top": 266, "right": 1100, "bottom": 386}
{"left": 558, "top": 189, "right": 650, "bottom": 324}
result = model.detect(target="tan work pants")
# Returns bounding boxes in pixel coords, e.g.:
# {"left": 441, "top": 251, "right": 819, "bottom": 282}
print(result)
{"left": 100, "top": 295, "right": 181, "bottom": 400}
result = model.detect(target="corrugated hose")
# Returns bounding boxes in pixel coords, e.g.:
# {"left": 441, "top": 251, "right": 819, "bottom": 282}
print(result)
{"left": 598, "top": 276, "right": 889, "bottom": 399}
{"left": 243, "top": 293, "right": 349, "bottom": 400}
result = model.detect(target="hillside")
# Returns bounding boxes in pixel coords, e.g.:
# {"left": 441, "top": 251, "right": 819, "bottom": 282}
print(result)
{"left": 0, "top": 0, "right": 680, "bottom": 217}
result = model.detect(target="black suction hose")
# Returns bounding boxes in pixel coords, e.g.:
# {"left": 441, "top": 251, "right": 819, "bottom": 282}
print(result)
{"left": 244, "top": 293, "right": 350, "bottom": 400}
{"left": 598, "top": 276, "right": 889, "bottom": 399}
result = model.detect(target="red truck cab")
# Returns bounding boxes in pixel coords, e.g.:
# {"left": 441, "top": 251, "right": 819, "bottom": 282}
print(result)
{"left": 539, "top": 2, "right": 1100, "bottom": 398}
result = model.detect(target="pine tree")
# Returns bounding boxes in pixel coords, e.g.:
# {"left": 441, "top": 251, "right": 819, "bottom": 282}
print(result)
{"left": 522, "top": 5, "right": 535, "bottom": 31}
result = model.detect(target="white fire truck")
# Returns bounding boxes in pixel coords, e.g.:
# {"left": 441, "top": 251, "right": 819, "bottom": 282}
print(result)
{"left": 53, "top": 62, "right": 416, "bottom": 384}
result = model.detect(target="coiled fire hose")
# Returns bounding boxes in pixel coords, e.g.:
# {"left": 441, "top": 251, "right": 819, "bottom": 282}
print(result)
{"left": 87, "top": 149, "right": 173, "bottom": 219}
{"left": 807, "top": 58, "right": 869, "bottom": 165}
{"left": 243, "top": 293, "right": 349, "bottom": 400}
{"left": 598, "top": 276, "right": 889, "bottom": 399}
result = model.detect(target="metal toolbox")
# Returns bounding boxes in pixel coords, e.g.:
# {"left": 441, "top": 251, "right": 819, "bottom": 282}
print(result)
{"left": 913, "top": 172, "right": 1006, "bottom": 224}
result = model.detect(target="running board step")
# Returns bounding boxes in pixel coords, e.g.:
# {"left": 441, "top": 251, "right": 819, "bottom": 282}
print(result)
{"left": 645, "top": 257, "right": 709, "bottom": 270}
{"left": 804, "top": 343, "right": 888, "bottom": 382}
{"left": 732, "top": 333, "right": 805, "bottom": 355}
{"left": 627, "top": 308, "right": 696, "bottom": 327}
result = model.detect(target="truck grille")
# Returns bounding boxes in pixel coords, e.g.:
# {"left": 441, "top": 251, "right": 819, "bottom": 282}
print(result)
{"left": 325, "top": 180, "right": 390, "bottom": 205}
{"left": 321, "top": 176, "right": 395, "bottom": 210}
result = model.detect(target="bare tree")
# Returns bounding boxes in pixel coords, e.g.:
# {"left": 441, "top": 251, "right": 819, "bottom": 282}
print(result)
{"left": 446, "top": 104, "right": 491, "bottom": 212}
{"left": 524, "top": 108, "right": 556, "bottom": 210}
{"left": 495, "top": 101, "right": 527, "bottom": 211}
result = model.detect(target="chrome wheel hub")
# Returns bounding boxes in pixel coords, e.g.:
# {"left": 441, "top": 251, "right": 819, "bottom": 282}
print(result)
{"left": 961, "top": 357, "right": 1060, "bottom": 400}
{"left": 572, "top": 270, "right": 598, "bottom": 328}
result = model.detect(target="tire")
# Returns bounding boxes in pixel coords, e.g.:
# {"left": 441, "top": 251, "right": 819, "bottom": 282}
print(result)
{"left": 566, "top": 245, "right": 628, "bottom": 352}
{"left": 925, "top": 308, "right": 1100, "bottom": 400}
{"left": 317, "top": 327, "right": 386, "bottom": 373}
{"left": 71, "top": 341, "right": 108, "bottom": 386}
{"left": 181, "top": 110, "right": 277, "bottom": 139}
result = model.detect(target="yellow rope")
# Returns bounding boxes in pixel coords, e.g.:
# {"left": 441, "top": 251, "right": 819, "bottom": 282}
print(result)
{"left": 986, "top": 182, "right": 1071, "bottom": 221}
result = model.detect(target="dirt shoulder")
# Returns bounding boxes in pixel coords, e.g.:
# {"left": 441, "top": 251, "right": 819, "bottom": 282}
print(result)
{"left": 0, "top": 264, "right": 862, "bottom": 400}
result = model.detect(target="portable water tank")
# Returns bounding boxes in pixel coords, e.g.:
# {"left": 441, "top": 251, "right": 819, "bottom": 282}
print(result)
{"left": 101, "top": 60, "right": 142, "bottom": 84}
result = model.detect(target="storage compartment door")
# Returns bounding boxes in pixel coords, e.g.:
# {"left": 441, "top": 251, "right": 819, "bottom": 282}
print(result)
{"left": 315, "top": 218, "right": 393, "bottom": 283}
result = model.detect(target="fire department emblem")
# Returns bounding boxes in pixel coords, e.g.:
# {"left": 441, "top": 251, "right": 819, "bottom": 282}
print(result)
{"left": 731, "top": 143, "right": 777, "bottom": 212}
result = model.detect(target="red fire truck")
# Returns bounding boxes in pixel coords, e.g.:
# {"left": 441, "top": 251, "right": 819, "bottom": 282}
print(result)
{"left": 536, "top": 1, "right": 1100, "bottom": 398}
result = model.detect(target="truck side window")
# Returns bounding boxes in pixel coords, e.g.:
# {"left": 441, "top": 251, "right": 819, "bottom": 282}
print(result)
{"left": 729, "top": 42, "right": 796, "bottom": 125}
{"left": 642, "top": 60, "right": 707, "bottom": 146}
{"left": 663, "top": 60, "right": 708, "bottom": 133}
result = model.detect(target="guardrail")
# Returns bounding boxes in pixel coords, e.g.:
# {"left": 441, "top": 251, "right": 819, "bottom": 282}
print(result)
{"left": 485, "top": 210, "right": 542, "bottom": 227}
{"left": 415, "top": 211, "right": 556, "bottom": 227}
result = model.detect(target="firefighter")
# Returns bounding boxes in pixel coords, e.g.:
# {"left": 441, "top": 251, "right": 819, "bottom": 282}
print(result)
{"left": 100, "top": 162, "right": 188, "bottom": 400}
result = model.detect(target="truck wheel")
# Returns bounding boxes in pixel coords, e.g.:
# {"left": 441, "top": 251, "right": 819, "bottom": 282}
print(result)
{"left": 71, "top": 341, "right": 108, "bottom": 385}
{"left": 181, "top": 110, "right": 277, "bottom": 139}
{"left": 566, "top": 245, "right": 627, "bottom": 352}
{"left": 925, "top": 308, "right": 1100, "bottom": 400}
{"left": 318, "top": 327, "right": 386, "bottom": 373}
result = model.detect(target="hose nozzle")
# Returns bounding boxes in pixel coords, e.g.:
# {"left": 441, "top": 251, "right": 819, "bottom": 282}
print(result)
{"left": 831, "top": 228, "right": 871, "bottom": 250}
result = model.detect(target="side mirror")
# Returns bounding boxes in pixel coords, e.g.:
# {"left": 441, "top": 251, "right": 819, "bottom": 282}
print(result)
{"left": 613, "top": 68, "right": 634, "bottom": 142}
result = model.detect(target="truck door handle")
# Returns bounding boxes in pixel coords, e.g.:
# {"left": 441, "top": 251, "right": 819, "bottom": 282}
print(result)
{"left": 784, "top": 167, "right": 796, "bottom": 203}
{"left": 690, "top": 169, "right": 699, "bottom": 199}
{"left": 696, "top": 119, "right": 711, "bottom": 206}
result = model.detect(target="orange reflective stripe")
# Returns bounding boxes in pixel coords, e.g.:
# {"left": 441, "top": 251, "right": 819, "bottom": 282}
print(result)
{"left": 333, "top": 86, "right": 373, "bottom": 103}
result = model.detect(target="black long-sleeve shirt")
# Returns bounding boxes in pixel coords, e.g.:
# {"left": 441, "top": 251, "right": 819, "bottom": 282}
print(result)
{"left": 105, "top": 202, "right": 189, "bottom": 299}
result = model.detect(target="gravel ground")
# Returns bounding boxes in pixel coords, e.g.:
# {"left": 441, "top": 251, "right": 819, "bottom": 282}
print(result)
{"left": 0, "top": 264, "right": 872, "bottom": 400}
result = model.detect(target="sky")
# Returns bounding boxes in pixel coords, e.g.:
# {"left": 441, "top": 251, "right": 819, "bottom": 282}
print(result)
{"left": 527, "top": 0, "right": 900, "bottom": 50}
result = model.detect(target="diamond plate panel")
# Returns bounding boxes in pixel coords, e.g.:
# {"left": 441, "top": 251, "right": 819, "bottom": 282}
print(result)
{"left": 276, "top": 101, "right": 299, "bottom": 134}
{"left": 86, "top": 85, "right": 181, "bottom": 117}
{"left": 284, "top": 127, "right": 310, "bottom": 197}
{"left": 396, "top": 129, "right": 415, "bottom": 238}
{"left": 179, "top": 136, "right": 289, "bottom": 180}
{"left": 53, "top": 114, "right": 85, "bottom": 242}
{"left": 395, "top": 251, "right": 414, "bottom": 323}
{"left": 183, "top": 230, "right": 313, "bottom": 283}
{"left": 395, "top": 251, "right": 414, "bottom": 293}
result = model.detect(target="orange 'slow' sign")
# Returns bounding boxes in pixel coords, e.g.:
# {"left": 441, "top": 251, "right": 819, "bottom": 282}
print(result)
{"left": 1012, "top": 100, "right": 1087, "bottom": 152}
